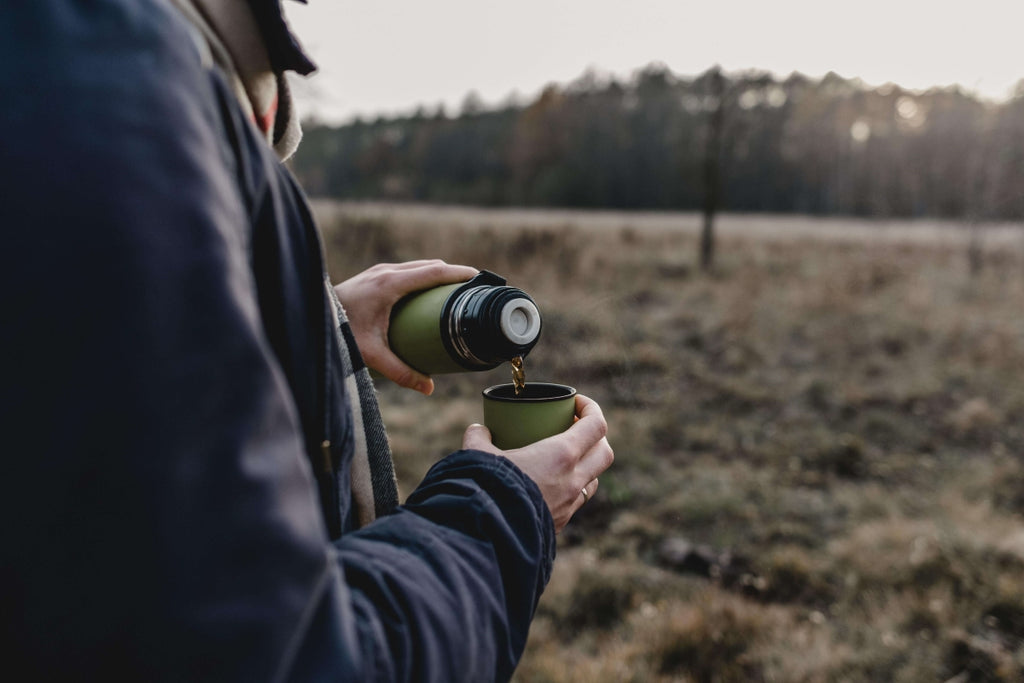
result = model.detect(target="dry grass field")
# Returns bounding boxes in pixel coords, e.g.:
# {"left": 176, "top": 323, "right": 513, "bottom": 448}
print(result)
{"left": 314, "top": 201, "right": 1024, "bottom": 682}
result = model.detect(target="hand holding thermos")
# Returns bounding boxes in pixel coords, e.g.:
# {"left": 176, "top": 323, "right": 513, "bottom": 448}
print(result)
{"left": 334, "top": 259, "right": 612, "bottom": 528}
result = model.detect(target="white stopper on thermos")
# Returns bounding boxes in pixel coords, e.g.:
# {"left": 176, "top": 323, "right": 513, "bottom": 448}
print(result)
{"left": 500, "top": 298, "right": 542, "bottom": 345}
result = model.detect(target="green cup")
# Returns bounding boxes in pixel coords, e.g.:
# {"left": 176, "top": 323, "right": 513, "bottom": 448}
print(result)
{"left": 482, "top": 383, "right": 577, "bottom": 450}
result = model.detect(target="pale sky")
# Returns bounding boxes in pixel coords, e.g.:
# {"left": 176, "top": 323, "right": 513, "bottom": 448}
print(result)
{"left": 283, "top": 0, "right": 1024, "bottom": 123}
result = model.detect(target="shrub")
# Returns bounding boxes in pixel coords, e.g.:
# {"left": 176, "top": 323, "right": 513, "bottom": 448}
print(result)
{"left": 651, "top": 596, "right": 764, "bottom": 682}
{"left": 558, "top": 569, "right": 636, "bottom": 635}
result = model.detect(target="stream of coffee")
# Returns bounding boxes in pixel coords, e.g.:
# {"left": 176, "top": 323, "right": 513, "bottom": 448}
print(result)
{"left": 511, "top": 355, "right": 526, "bottom": 396}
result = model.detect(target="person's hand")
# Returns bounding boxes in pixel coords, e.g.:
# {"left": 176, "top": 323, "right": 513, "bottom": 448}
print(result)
{"left": 333, "top": 260, "right": 478, "bottom": 395}
{"left": 463, "top": 394, "right": 614, "bottom": 532}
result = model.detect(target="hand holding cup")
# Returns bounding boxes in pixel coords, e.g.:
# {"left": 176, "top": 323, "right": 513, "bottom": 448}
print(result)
{"left": 464, "top": 392, "right": 613, "bottom": 532}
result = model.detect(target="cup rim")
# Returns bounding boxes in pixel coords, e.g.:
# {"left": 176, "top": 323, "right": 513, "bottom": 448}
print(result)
{"left": 482, "top": 382, "right": 577, "bottom": 403}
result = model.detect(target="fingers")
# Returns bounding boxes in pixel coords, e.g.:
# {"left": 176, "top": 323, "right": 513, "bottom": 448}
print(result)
{"left": 579, "top": 478, "right": 599, "bottom": 505}
{"left": 364, "top": 340, "right": 434, "bottom": 395}
{"left": 575, "top": 393, "right": 605, "bottom": 421}
{"left": 563, "top": 396, "right": 612, "bottom": 510}
{"left": 378, "top": 259, "right": 476, "bottom": 275}
{"left": 384, "top": 260, "right": 478, "bottom": 295}
{"left": 577, "top": 437, "right": 614, "bottom": 485}
{"left": 463, "top": 423, "right": 500, "bottom": 454}
{"left": 560, "top": 394, "right": 609, "bottom": 457}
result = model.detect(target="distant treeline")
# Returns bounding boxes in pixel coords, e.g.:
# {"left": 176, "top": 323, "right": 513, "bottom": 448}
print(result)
{"left": 291, "top": 66, "right": 1024, "bottom": 219}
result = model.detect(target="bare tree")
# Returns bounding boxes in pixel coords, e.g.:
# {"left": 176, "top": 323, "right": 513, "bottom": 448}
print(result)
{"left": 701, "top": 68, "right": 725, "bottom": 271}
{"left": 966, "top": 113, "right": 996, "bottom": 278}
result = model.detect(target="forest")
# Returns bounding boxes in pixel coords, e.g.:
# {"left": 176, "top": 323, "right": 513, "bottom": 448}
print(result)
{"left": 291, "top": 66, "right": 1024, "bottom": 220}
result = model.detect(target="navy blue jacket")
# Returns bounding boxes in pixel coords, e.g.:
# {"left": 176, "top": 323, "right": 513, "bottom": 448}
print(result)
{"left": 0, "top": 2, "right": 554, "bottom": 680}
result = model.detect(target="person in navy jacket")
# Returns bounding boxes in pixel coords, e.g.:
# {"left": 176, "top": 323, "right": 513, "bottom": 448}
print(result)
{"left": 0, "top": 1, "right": 613, "bottom": 681}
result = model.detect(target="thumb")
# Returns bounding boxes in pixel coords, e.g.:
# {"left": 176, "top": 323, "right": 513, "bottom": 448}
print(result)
{"left": 463, "top": 423, "right": 497, "bottom": 451}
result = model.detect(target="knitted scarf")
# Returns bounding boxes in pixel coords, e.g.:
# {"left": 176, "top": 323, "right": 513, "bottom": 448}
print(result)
{"left": 171, "top": 0, "right": 399, "bottom": 525}
{"left": 327, "top": 284, "right": 399, "bottom": 526}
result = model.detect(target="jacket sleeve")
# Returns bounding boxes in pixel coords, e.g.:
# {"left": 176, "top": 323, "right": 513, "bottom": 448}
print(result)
{"left": 319, "top": 451, "right": 555, "bottom": 683}
{"left": 0, "top": 3, "right": 553, "bottom": 682}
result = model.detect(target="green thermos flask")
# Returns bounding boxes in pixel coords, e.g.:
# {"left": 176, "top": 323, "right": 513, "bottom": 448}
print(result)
{"left": 388, "top": 271, "right": 542, "bottom": 375}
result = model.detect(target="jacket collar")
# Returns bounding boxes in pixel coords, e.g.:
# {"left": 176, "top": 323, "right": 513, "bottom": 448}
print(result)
{"left": 248, "top": 0, "right": 317, "bottom": 76}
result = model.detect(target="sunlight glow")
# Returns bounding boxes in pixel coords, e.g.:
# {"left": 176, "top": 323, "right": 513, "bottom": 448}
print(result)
{"left": 896, "top": 96, "right": 919, "bottom": 120}
{"left": 850, "top": 119, "right": 871, "bottom": 143}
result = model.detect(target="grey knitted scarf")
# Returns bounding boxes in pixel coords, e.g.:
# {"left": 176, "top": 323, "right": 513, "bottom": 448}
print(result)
{"left": 327, "top": 284, "right": 399, "bottom": 525}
